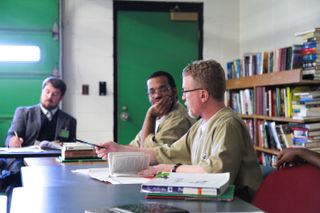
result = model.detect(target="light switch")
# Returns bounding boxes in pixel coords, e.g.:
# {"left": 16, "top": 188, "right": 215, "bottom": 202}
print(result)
{"left": 82, "top": 84, "right": 89, "bottom": 95}
{"left": 99, "top": 81, "right": 107, "bottom": 96}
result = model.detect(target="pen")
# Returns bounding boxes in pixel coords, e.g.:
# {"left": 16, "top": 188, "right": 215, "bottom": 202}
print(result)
{"left": 14, "top": 131, "right": 19, "bottom": 138}
{"left": 74, "top": 138, "right": 104, "bottom": 149}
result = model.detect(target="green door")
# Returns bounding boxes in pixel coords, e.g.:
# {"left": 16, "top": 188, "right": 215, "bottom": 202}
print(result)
{"left": 0, "top": 0, "right": 59, "bottom": 146}
{"left": 115, "top": 2, "right": 203, "bottom": 144}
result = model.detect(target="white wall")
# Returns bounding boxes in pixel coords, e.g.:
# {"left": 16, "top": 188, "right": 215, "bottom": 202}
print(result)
{"left": 239, "top": 0, "right": 320, "bottom": 55}
{"left": 63, "top": 0, "right": 114, "bottom": 143}
{"left": 63, "top": 0, "right": 320, "bottom": 143}
{"left": 62, "top": 0, "right": 238, "bottom": 143}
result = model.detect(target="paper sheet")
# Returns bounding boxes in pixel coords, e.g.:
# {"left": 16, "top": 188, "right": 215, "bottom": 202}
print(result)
{"left": 88, "top": 167, "right": 151, "bottom": 184}
{"left": 0, "top": 146, "right": 44, "bottom": 153}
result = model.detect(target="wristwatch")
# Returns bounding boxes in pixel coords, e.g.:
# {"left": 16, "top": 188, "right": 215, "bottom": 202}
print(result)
{"left": 171, "top": 163, "right": 182, "bottom": 172}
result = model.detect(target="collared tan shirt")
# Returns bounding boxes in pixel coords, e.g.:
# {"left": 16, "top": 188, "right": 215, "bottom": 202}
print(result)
{"left": 129, "top": 102, "right": 195, "bottom": 148}
{"left": 154, "top": 107, "right": 262, "bottom": 196}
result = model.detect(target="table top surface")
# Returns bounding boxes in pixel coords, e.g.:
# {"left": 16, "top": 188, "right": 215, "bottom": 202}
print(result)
{"left": 11, "top": 184, "right": 262, "bottom": 213}
{"left": 0, "top": 148, "right": 61, "bottom": 158}
{"left": 10, "top": 158, "right": 263, "bottom": 213}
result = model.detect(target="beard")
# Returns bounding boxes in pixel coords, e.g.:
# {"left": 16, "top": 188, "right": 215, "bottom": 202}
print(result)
{"left": 188, "top": 109, "right": 199, "bottom": 119}
{"left": 185, "top": 101, "right": 199, "bottom": 119}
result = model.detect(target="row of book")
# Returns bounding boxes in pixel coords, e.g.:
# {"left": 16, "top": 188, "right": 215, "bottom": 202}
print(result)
{"left": 226, "top": 27, "right": 320, "bottom": 80}
{"left": 227, "top": 87, "right": 291, "bottom": 118}
{"left": 257, "top": 121, "right": 292, "bottom": 151}
{"left": 257, "top": 121, "right": 320, "bottom": 149}
{"left": 256, "top": 120, "right": 320, "bottom": 155}
{"left": 256, "top": 87, "right": 290, "bottom": 118}
{"left": 260, "top": 153, "right": 277, "bottom": 167}
{"left": 229, "top": 89, "right": 254, "bottom": 115}
{"left": 295, "top": 27, "right": 320, "bottom": 80}
{"left": 227, "top": 86, "right": 320, "bottom": 121}
{"left": 226, "top": 45, "right": 302, "bottom": 79}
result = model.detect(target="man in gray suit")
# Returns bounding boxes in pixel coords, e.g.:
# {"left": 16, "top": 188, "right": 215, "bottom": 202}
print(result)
{"left": 5, "top": 77, "right": 76, "bottom": 147}
{"left": 1, "top": 77, "right": 77, "bottom": 201}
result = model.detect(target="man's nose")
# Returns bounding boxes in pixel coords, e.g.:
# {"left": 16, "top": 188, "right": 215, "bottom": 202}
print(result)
{"left": 47, "top": 93, "right": 54, "bottom": 99}
{"left": 182, "top": 93, "right": 186, "bottom": 100}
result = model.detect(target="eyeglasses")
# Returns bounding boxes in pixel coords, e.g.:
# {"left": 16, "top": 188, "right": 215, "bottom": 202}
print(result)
{"left": 147, "top": 86, "right": 171, "bottom": 96}
{"left": 181, "top": 88, "right": 203, "bottom": 94}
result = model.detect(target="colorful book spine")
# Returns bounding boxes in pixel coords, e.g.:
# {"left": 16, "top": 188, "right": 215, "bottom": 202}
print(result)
{"left": 141, "top": 185, "right": 218, "bottom": 196}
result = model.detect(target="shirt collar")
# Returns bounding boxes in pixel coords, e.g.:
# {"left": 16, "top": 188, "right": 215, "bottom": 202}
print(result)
{"left": 40, "top": 104, "right": 58, "bottom": 116}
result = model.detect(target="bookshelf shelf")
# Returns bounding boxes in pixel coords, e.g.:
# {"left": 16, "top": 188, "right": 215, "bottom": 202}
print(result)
{"left": 227, "top": 69, "right": 320, "bottom": 165}
{"left": 240, "top": 114, "right": 320, "bottom": 123}
{"left": 226, "top": 69, "right": 320, "bottom": 90}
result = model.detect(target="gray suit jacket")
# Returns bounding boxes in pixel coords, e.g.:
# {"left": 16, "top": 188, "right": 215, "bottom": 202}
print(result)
{"left": 5, "top": 104, "right": 77, "bottom": 147}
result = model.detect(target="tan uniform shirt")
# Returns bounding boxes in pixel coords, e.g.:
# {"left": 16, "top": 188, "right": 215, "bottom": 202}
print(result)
{"left": 154, "top": 107, "right": 262, "bottom": 197}
{"left": 129, "top": 102, "right": 195, "bottom": 148}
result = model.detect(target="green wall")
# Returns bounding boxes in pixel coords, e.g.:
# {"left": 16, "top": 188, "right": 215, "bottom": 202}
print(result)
{"left": 0, "top": 0, "right": 59, "bottom": 146}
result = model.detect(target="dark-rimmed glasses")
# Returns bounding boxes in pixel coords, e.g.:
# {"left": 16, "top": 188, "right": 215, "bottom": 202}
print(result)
{"left": 181, "top": 88, "right": 203, "bottom": 94}
{"left": 147, "top": 86, "right": 171, "bottom": 96}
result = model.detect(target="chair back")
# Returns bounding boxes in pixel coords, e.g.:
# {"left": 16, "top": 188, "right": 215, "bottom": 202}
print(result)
{"left": 252, "top": 163, "right": 320, "bottom": 213}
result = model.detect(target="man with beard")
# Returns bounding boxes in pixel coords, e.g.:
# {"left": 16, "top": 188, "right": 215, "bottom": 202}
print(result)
{"left": 129, "top": 71, "right": 195, "bottom": 148}
{"left": 5, "top": 77, "right": 76, "bottom": 147}
{"left": 96, "top": 60, "right": 262, "bottom": 202}
{"left": 1, "top": 77, "right": 76, "bottom": 203}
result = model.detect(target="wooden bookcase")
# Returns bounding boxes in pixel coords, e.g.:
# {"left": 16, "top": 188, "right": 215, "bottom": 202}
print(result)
{"left": 226, "top": 69, "right": 320, "bottom": 156}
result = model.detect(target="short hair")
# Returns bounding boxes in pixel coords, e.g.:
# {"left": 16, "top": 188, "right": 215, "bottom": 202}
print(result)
{"left": 42, "top": 77, "right": 67, "bottom": 96}
{"left": 147, "top": 70, "right": 177, "bottom": 89}
{"left": 182, "top": 59, "right": 226, "bottom": 101}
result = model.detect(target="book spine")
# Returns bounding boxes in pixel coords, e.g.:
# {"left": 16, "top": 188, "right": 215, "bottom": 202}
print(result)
{"left": 141, "top": 185, "right": 218, "bottom": 196}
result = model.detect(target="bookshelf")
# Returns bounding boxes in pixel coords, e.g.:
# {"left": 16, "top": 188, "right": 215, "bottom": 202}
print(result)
{"left": 226, "top": 69, "right": 320, "bottom": 164}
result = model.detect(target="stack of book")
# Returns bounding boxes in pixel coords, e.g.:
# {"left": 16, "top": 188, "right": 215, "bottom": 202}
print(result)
{"left": 140, "top": 172, "right": 234, "bottom": 201}
{"left": 61, "top": 143, "right": 98, "bottom": 160}
{"left": 290, "top": 122, "right": 320, "bottom": 152}
{"left": 291, "top": 86, "right": 320, "bottom": 120}
{"left": 295, "top": 27, "right": 320, "bottom": 80}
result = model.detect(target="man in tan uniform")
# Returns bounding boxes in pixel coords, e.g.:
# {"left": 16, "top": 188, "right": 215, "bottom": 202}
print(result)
{"left": 97, "top": 60, "right": 262, "bottom": 201}
{"left": 129, "top": 71, "right": 194, "bottom": 148}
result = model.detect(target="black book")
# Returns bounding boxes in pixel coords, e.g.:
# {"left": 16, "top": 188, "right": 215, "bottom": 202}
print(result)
{"left": 85, "top": 202, "right": 189, "bottom": 213}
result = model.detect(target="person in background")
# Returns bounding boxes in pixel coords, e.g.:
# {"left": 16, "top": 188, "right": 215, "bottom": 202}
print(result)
{"left": 1, "top": 76, "right": 76, "bottom": 209}
{"left": 5, "top": 76, "right": 77, "bottom": 147}
{"left": 129, "top": 71, "right": 195, "bottom": 148}
{"left": 96, "top": 59, "right": 262, "bottom": 202}
{"left": 276, "top": 147, "right": 320, "bottom": 169}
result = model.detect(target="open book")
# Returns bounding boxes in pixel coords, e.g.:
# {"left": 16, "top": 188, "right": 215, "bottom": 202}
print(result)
{"left": 108, "top": 152, "right": 150, "bottom": 177}
{"left": 88, "top": 152, "right": 151, "bottom": 184}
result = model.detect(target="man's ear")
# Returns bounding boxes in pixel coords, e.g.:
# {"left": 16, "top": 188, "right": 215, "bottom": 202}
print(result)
{"left": 200, "top": 90, "right": 209, "bottom": 102}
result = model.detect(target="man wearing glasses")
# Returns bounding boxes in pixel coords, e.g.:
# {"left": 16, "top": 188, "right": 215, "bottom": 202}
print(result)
{"left": 96, "top": 60, "right": 262, "bottom": 202}
{"left": 130, "top": 71, "right": 195, "bottom": 148}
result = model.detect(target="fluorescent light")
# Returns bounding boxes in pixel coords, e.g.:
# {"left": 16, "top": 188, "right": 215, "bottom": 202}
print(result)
{"left": 0, "top": 45, "right": 41, "bottom": 62}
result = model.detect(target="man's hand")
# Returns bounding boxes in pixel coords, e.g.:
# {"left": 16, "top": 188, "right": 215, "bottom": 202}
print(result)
{"left": 9, "top": 134, "right": 24, "bottom": 147}
{"left": 276, "top": 148, "right": 301, "bottom": 169}
{"left": 149, "top": 96, "right": 173, "bottom": 118}
{"left": 137, "top": 164, "right": 173, "bottom": 177}
{"left": 95, "top": 141, "right": 129, "bottom": 160}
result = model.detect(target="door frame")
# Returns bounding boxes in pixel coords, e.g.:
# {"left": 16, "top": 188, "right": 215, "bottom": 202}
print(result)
{"left": 113, "top": 1, "right": 203, "bottom": 141}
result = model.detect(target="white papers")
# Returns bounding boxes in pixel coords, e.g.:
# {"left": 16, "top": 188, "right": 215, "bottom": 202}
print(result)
{"left": 0, "top": 146, "right": 44, "bottom": 153}
{"left": 143, "top": 172, "right": 229, "bottom": 188}
{"left": 88, "top": 167, "right": 150, "bottom": 184}
{"left": 71, "top": 167, "right": 151, "bottom": 184}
